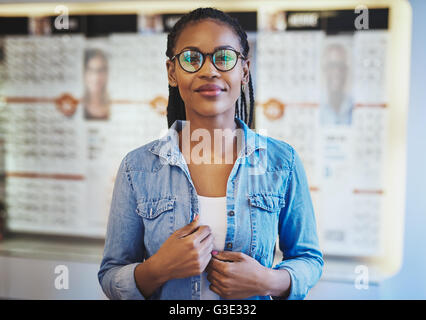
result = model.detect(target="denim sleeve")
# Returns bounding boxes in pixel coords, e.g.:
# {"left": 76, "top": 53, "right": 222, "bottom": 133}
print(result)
{"left": 97, "top": 154, "right": 146, "bottom": 300}
{"left": 272, "top": 148, "right": 324, "bottom": 300}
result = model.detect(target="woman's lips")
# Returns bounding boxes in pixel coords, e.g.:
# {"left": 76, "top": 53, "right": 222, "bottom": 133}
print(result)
{"left": 197, "top": 89, "right": 222, "bottom": 97}
{"left": 195, "top": 84, "right": 225, "bottom": 97}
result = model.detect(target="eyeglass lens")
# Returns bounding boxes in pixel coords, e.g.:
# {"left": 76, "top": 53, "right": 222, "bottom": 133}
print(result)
{"left": 178, "top": 49, "right": 238, "bottom": 72}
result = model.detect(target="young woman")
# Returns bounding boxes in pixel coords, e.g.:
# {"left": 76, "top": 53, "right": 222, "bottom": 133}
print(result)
{"left": 98, "top": 7, "right": 323, "bottom": 300}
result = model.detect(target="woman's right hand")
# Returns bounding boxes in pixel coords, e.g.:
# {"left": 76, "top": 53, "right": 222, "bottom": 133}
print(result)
{"left": 154, "top": 215, "right": 214, "bottom": 281}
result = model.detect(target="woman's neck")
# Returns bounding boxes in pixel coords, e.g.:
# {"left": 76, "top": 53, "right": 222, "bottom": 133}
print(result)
{"left": 178, "top": 113, "right": 240, "bottom": 165}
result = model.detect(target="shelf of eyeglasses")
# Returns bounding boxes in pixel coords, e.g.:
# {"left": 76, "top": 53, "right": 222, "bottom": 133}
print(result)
{"left": 107, "top": 76, "right": 168, "bottom": 101}
{"left": 352, "top": 107, "right": 388, "bottom": 160}
{"left": 321, "top": 229, "right": 381, "bottom": 248}
{"left": 256, "top": 100, "right": 388, "bottom": 138}
{"left": 353, "top": 31, "right": 388, "bottom": 87}
{"left": 6, "top": 197, "right": 80, "bottom": 214}
{"left": 6, "top": 208, "right": 82, "bottom": 226}
{"left": 0, "top": 94, "right": 169, "bottom": 119}
{"left": 352, "top": 105, "right": 387, "bottom": 125}
{"left": 352, "top": 177, "right": 385, "bottom": 194}
{"left": 5, "top": 187, "right": 84, "bottom": 224}
{"left": 7, "top": 212, "right": 82, "bottom": 229}
{"left": 3, "top": 36, "right": 84, "bottom": 60}
{"left": 3, "top": 145, "right": 81, "bottom": 160}
{"left": 4, "top": 148, "right": 80, "bottom": 160}
{"left": 256, "top": 32, "right": 322, "bottom": 75}
{"left": 6, "top": 175, "right": 83, "bottom": 188}
{"left": 255, "top": 98, "right": 318, "bottom": 123}
{"left": 257, "top": 33, "right": 389, "bottom": 101}
{"left": 108, "top": 34, "right": 168, "bottom": 94}
{"left": 4, "top": 68, "right": 82, "bottom": 87}
{"left": 255, "top": 102, "right": 318, "bottom": 135}
{"left": 4, "top": 164, "right": 85, "bottom": 179}
{"left": 3, "top": 135, "right": 160, "bottom": 165}
{"left": 322, "top": 236, "right": 381, "bottom": 255}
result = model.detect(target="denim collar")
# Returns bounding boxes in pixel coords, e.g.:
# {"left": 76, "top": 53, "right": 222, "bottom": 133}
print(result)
{"left": 148, "top": 117, "right": 267, "bottom": 164}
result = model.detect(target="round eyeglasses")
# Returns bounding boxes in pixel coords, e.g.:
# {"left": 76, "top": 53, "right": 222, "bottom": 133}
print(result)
{"left": 171, "top": 48, "right": 247, "bottom": 73}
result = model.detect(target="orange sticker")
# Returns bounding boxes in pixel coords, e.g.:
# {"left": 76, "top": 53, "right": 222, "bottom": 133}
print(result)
{"left": 149, "top": 95, "right": 168, "bottom": 116}
{"left": 262, "top": 98, "right": 285, "bottom": 120}
{"left": 55, "top": 93, "right": 79, "bottom": 117}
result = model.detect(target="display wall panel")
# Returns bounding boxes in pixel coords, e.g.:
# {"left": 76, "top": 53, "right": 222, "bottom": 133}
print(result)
{"left": 0, "top": 1, "right": 411, "bottom": 279}
{"left": 256, "top": 27, "right": 390, "bottom": 258}
{"left": 1, "top": 32, "right": 171, "bottom": 237}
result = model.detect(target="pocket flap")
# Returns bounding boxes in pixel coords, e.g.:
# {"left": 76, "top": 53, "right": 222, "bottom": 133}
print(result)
{"left": 248, "top": 193, "right": 285, "bottom": 212}
{"left": 136, "top": 198, "right": 175, "bottom": 219}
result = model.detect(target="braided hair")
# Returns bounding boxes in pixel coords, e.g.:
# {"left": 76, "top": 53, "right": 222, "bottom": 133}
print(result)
{"left": 165, "top": 7, "right": 255, "bottom": 129}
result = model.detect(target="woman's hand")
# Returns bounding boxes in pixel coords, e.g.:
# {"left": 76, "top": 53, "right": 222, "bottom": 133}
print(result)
{"left": 206, "top": 251, "right": 292, "bottom": 299}
{"left": 154, "top": 215, "right": 214, "bottom": 281}
{"left": 205, "top": 251, "right": 269, "bottom": 299}
{"left": 134, "top": 215, "right": 214, "bottom": 299}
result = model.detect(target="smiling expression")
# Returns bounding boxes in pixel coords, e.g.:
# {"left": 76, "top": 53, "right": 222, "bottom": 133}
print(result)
{"left": 166, "top": 19, "right": 250, "bottom": 119}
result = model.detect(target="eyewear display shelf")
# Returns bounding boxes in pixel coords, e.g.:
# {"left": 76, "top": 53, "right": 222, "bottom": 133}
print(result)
{"left": 0, "top": 0, "right": 411, "bottom": 299}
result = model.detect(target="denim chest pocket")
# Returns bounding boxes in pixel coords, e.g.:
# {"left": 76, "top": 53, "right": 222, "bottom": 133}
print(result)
{"left": 135, "top": 197, "right": 176, "bottom": 255}
{"left": 248, "top": 193, "right": 285, "bottom": 213}
{"left": 248, "top": 193, "right": 285, "bottom": 266}
{"left": 136, "top": 198, "right": 175, "bottom": 219}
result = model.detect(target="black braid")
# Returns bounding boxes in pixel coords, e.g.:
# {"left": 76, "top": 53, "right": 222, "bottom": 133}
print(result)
{"left": 247, "top": 72, "right": 255, "bottom": 128}
{"left": 167, "top": 85, "right": 186, "bottom": 128}
{"left": 241, "top": 84, "right": 248, "bottom": 123}
{"left": 166, "top": 7, "right": 255, "bottom": 128}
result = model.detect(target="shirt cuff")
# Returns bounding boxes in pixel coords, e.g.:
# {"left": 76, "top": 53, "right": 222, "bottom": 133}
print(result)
{"left": 272, "top": 261, "right": 312, "bottom": 300}
{"left": 113, "top": 263, "right": 146, "bottom": 300}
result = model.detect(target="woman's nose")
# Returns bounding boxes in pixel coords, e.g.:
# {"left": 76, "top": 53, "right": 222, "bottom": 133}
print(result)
{"left": 198, "top": 55, "right": 220, "bottom": 77}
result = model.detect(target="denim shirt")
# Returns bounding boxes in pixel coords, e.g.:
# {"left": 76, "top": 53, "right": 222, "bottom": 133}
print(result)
{"left": 98, "top": 117, "right": 323, "bottom": 300}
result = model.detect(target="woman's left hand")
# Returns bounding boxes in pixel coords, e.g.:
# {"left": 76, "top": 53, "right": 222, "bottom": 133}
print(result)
{"left": 205, "top": 251, "right": 269, "bottom": 299}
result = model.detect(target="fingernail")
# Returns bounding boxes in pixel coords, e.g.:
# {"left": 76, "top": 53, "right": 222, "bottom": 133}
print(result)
{"left": 194, "top": 214, "right": 199, "bottom": 221}
{"left": 211, "top": 250, "right": 218, "bottom": 255}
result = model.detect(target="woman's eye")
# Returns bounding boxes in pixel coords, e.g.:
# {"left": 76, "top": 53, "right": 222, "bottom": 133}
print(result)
{"left": 184, "top": 52, "right": 201, "bottom": 63}
{"left": 215, "top": 51, "right": 236, "bottom": 62}
{"left": 217, "top": 55, "right": 231, "bottom": 61}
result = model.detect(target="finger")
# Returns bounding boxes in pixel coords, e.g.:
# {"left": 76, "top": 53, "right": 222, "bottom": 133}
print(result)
{"left": 209, "top": 256, "right": 231, "bottom": 276}
{"left": 199, "top": 241, "right": 214, "bottom": 267}
{"left": 205, "top": 257, "right": 215, "bottom": 273}
{"left": 174, "top": 215, "right": 199, "bottom": 238}
{"left": 191, "top": 225, "right": 212, "bottom": 243}
{"left": 199, "top": 233, "right": 214, "bottom": 253}
{"left": 209, "top": 283, "right": 225, "bottom": 297}
{"left": 207, "top": 274, "right": 223, "bottom": 290}
{"left": 206, "top": 269, "right": 224, "bottom": 285}
{"left": 200, "top": 229, "right": 214, "bottom": 244}
{"left": 213, "top": 251, "right": 244, "bottom": 262}
{"left": 199, "top": 251, "right": 213, "bottom": 272}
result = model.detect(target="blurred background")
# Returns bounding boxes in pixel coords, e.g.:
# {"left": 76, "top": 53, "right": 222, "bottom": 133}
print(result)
{"left": 0, "top": 0, "right": 424, "bottom": 299}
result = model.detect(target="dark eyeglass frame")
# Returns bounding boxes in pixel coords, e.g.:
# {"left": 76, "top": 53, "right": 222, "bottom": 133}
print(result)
{"left": 170, "top": 48, "right": 247, "bottom": 73}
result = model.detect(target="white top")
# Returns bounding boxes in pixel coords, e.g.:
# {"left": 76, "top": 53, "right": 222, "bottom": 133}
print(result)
{"left": 196, "top": 194, "right": 227, "bottom": 300}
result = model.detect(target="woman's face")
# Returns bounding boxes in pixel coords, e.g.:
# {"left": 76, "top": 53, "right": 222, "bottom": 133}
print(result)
{"left": 85, "top": 55, "right": 108, "bottom": 95}
{"left": 166, "top": 19, "right": 250, "bottom": 119}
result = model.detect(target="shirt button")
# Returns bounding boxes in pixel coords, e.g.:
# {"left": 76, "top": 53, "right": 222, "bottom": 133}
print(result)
{"left": 228, "top": 210, "right": 234, "bottom": 216}
{"left": 226, "top": 243, "right": 233, "bottom": 249}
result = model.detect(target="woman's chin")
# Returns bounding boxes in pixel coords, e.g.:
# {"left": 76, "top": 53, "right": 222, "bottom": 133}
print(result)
{"left": 195, "top": 108, "right": 229, "bottom": 118}
{"left": 190, "top": 103, "right": 230, "bottom": 118}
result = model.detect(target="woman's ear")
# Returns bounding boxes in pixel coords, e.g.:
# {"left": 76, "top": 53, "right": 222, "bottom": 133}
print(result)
{"left": 241, "top": 59, "right": 251, "bottom": 86}
{"left": 166, "top": 59, "right": 178, "bottom": 87}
